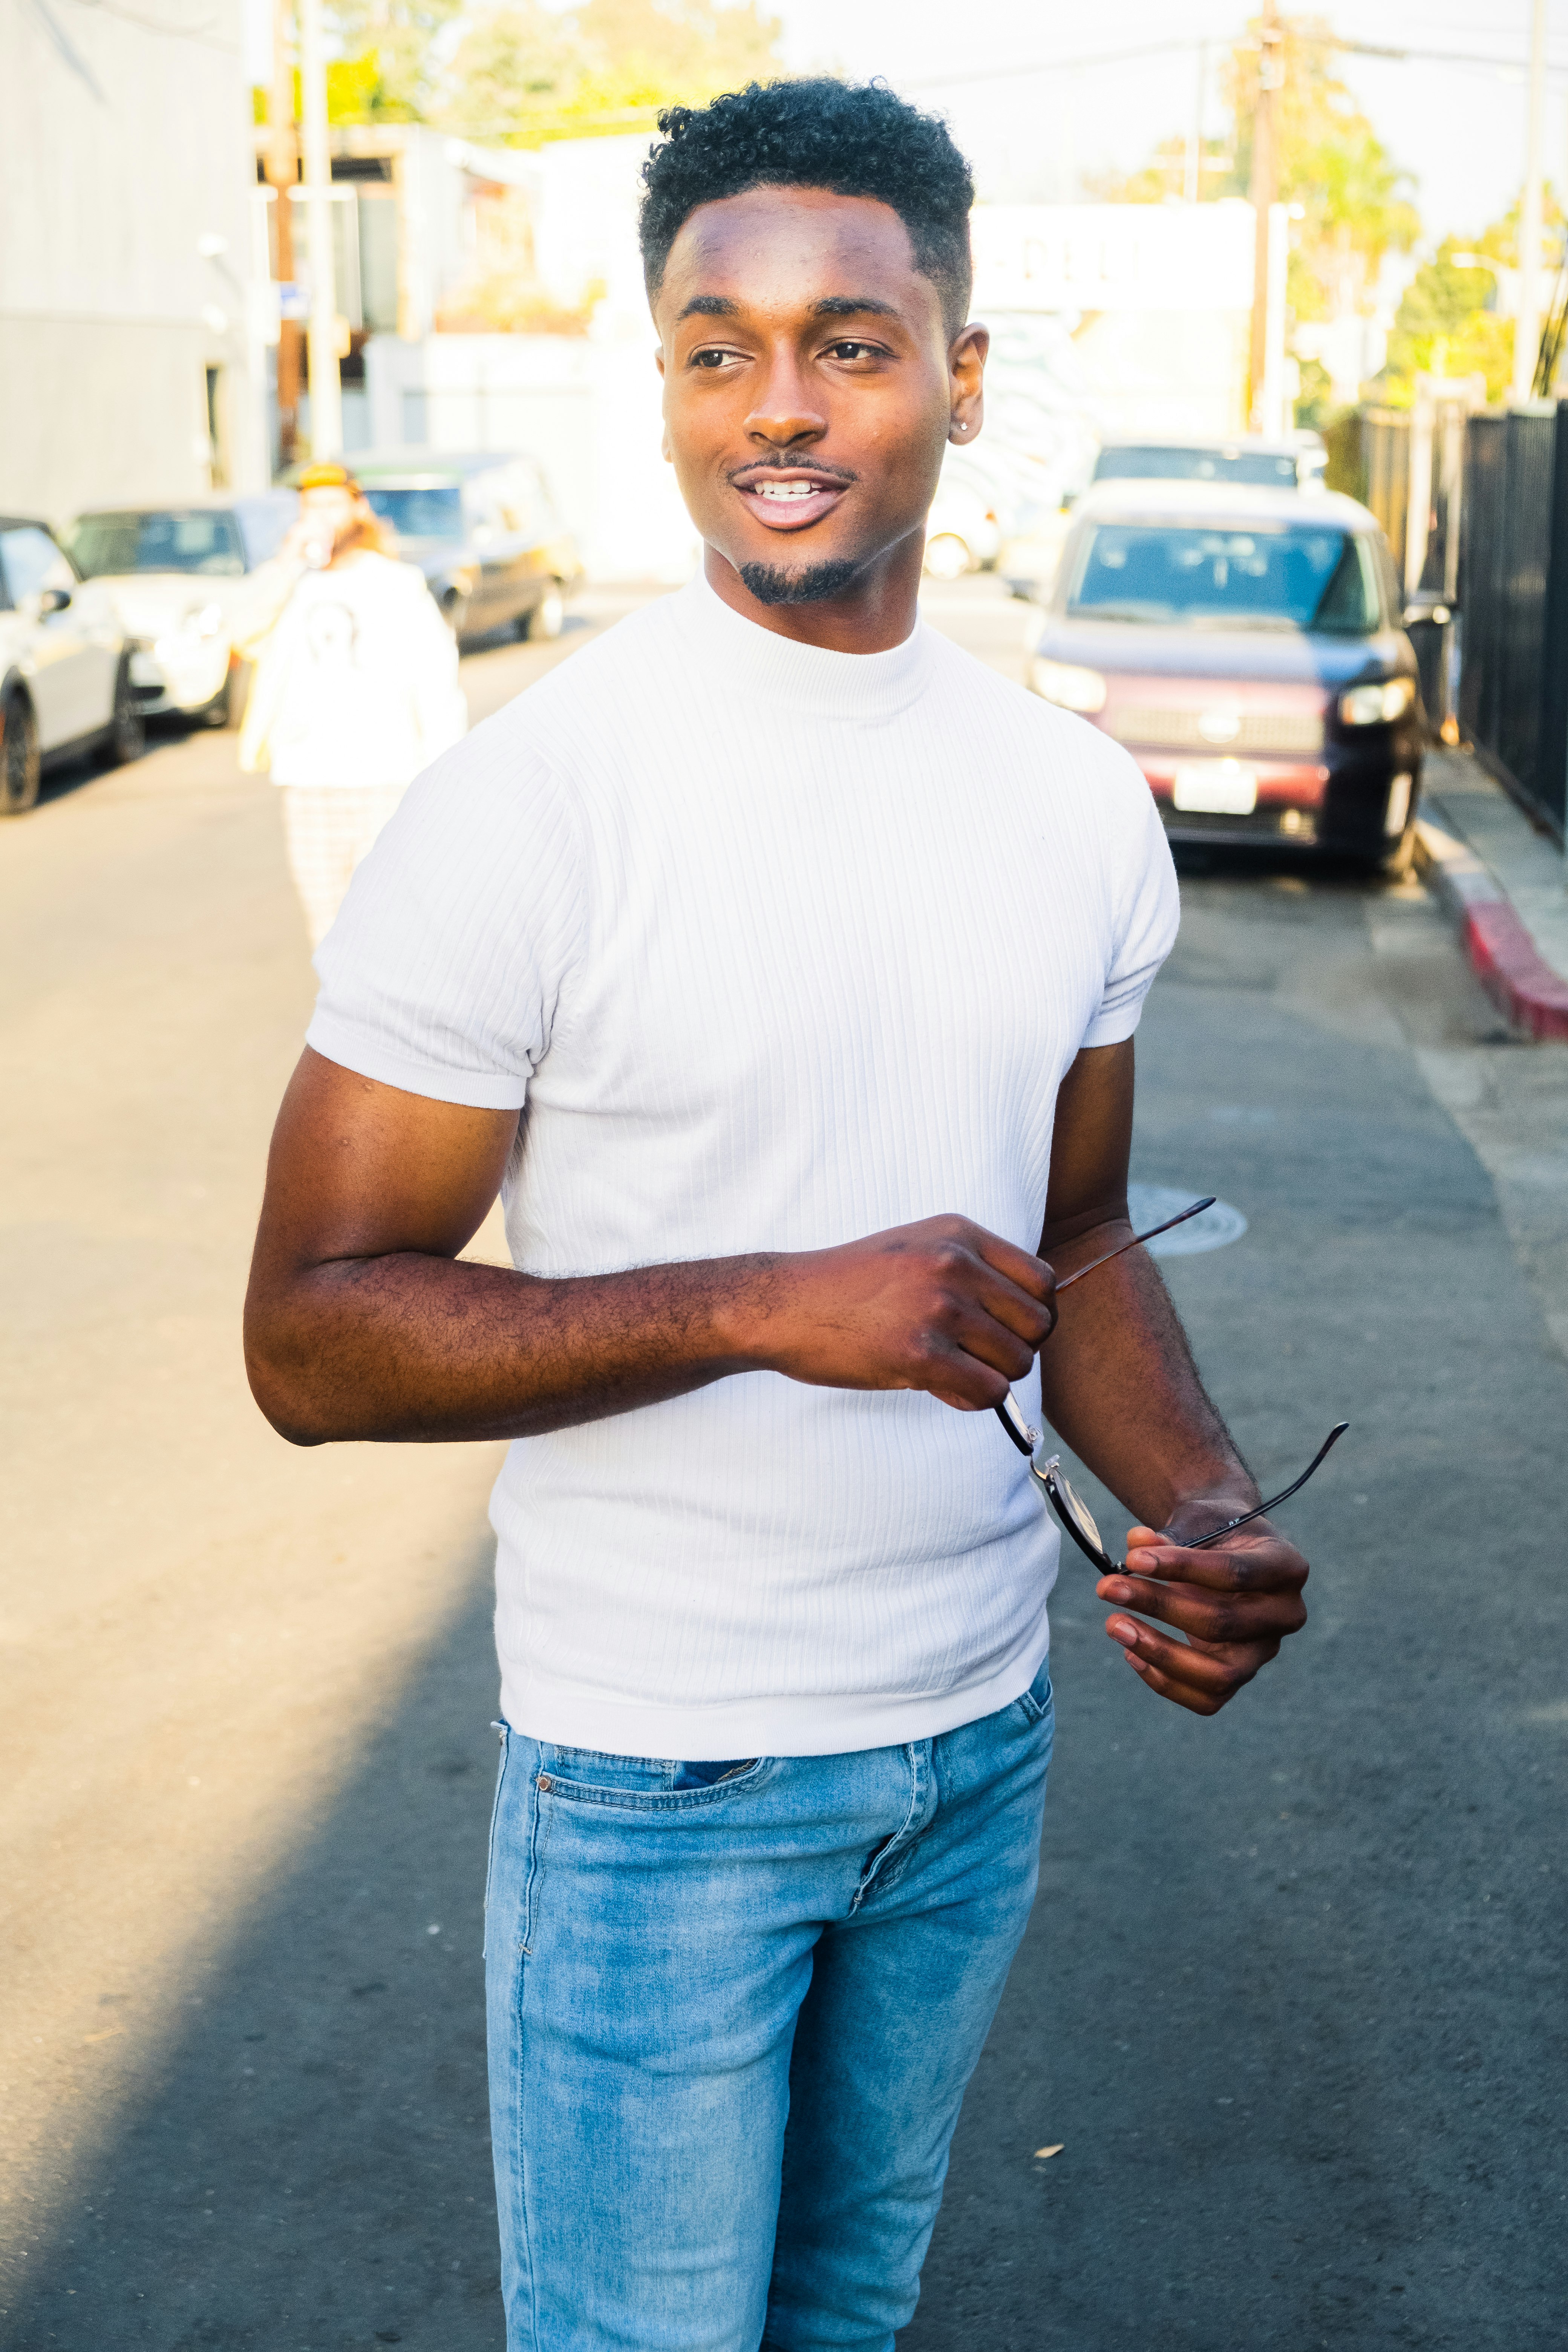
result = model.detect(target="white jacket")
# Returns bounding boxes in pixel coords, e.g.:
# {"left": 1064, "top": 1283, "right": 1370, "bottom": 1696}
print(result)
{"left": 238, "top": 552, "right": 467, "bottom": 789}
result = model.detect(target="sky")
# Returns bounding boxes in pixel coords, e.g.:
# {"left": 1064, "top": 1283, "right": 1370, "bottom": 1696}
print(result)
{"left": 243, "top": 0, "right": 1566, "bottom": 248}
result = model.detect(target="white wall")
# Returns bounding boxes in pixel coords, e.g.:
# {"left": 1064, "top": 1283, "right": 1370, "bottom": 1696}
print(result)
{"left": 364, "top": 326, "right": 695, "bottom": 582}
{"left": 0, "top": 0, "right": 264, "bottom": 520}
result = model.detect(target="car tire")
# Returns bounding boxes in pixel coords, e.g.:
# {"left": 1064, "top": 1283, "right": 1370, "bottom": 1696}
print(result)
{"left": 104, "top": 654, "right": 145, "bottom": 767}
{"left": 200, "top": 683, "right": 231, "bottom": 729}
{"left": 441, "top": 587, "right": 470, "bottom": 638}
{"left": 0, "top": 686, "right": 41, "bottom": 815}
{"left": 524, "top": 582, "right": 565, "bottom": 641}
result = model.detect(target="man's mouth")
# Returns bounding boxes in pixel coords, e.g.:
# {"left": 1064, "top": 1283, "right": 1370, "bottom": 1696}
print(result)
{"left": 732, "top": 467, "right": 853, "bottom": 533}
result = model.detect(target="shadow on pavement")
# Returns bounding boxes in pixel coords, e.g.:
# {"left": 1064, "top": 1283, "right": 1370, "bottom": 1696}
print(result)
{"left": 8, "top": 1551, "right": 506, "bottom": 2352}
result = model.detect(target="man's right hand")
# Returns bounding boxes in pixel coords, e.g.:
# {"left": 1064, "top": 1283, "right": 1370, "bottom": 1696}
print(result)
{"left": 246, "top": 1052, "right": 1058, "bottom": 1445}
{"left": 745, "top": 1216, "right": 1056, "bottom": 1412}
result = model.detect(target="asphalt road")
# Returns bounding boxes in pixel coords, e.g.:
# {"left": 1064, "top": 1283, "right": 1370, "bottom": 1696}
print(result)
{"left": 2, "top": 579, "right": 1564, "bottom": 2351}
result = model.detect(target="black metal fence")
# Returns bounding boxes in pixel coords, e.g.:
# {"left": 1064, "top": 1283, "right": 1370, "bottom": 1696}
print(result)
{"left": 1459, "top": 405, "right": 1568, "bottom": 841}
{"left": 1328, "top": 398, "right": 1568, "bottom": 841}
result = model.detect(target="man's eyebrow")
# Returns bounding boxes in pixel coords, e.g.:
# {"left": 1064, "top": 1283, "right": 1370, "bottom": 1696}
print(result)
{"left": 677, "top": 294, "right": 738, "bottom": 320}
{"left": 812, "top": 296, "right": 900, "bottom": 319}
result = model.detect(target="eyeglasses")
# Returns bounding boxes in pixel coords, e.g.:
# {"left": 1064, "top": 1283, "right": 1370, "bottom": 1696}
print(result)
{"left": 991, "top": 1193, "right": 1348, "bottom": 1565}
{"left": 994, "top": 1195, "right": 1217, "bottom": 1461}
{"left": 1033, "top": 1423, "right": 1349, "bottom": 1573}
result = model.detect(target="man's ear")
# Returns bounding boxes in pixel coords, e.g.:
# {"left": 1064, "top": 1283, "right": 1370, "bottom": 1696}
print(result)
{"left": 948, "top": 321, "right": 989, "bottom": 445}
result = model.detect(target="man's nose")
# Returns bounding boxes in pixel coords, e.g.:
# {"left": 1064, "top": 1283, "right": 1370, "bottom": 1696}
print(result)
{"left": 744, "top": 348, "right": 825, "bottom": 449}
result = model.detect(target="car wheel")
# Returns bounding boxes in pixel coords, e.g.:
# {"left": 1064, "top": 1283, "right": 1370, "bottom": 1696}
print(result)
{"left": 441, "top": 587, "right": 470, "bottom": 638}
{"left": 525, "top": 582, "right": 565, "bottom": 641}
{"left": 200, "top": 682, "right": 231, "bottom": 729}
{"left": 106, "top": 654, "right": 145, "bottom": 767}
{"left": 923, "top": 533, "right": 972, "bottom": 581}
{"left": 0, "top": 687, "right": 41, "bottom": 815}
{"left": 1, "top": 687, "right": 41, "bottom": 814}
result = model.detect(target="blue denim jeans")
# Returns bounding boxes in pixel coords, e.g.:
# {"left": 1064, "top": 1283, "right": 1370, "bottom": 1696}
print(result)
{"left": 484, "top": 1661, "right": 1054, "bottom": 2352}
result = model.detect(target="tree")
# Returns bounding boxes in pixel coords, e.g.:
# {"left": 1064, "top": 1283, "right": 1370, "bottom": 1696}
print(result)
{"left": 1094, "top": 16, "right": 1419, "bottom": 343}
{"left": 1380, "top": 193, "right": 1565, "bottom": 406}
{"left": 438, "top": 0, "right": 782, "bottom": 147}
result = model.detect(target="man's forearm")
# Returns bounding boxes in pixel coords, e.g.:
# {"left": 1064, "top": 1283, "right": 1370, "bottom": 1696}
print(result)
{"left": 1035, "top": 1227, "right": 1257, "bottom": 1533}
{"left": 244, "top": 1248, "right": 772, "bottom": 1446}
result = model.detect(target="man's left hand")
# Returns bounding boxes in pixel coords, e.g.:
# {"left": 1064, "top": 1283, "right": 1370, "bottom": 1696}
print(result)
{"left": 1097, "top": 1521, "right": 1309, "bottom": 1716}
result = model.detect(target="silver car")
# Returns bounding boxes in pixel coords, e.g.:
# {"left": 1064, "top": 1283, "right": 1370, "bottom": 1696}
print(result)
{"left": 0, "top": 516, "right": 139, "bottom": 815}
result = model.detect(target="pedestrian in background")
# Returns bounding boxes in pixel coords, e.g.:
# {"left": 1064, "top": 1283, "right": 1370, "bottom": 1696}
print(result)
{"left": 236, "top": 462, "right": 467, "bottom": 949}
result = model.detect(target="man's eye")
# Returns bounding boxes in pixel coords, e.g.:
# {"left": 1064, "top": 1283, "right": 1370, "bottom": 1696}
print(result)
{"left": 827, "top": 341, "right": 881, "bottom": 361}
{"left": 691, "top": 348, "right": 738, "bottom": 369}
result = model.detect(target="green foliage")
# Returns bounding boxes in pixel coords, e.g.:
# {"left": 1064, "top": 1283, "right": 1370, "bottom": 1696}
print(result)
{"left": 252, "top": 52, "right": 398, "bottom": 127}
{"left": 438, "top": 0, "right": 782, "bottom": 147}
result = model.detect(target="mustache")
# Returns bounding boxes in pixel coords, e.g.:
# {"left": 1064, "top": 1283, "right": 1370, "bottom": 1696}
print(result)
{"left": 727, "top": 457, "right": 860, "bottom": 487}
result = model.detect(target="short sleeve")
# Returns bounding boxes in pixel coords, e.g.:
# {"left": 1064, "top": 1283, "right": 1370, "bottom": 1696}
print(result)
{"left": 1080, "top": 772, "right": 1181, "bottom": 1049}
{"left": 305, "top": 726, "right": 586, "bottom": 1110}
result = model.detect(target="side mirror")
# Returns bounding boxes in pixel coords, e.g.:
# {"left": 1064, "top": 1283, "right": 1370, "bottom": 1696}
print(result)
{"left": 35, "top": 585, "right": 73, "bottom": 617}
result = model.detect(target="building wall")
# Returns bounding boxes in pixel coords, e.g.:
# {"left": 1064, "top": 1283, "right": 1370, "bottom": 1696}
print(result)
{"left": 0, "top": 0, "right": 263, "bottom": 521}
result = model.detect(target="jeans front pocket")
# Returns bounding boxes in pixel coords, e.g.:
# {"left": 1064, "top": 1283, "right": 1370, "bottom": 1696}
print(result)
{"left": 1011, "top": 1657, "right": 1055, "bottom": 1728}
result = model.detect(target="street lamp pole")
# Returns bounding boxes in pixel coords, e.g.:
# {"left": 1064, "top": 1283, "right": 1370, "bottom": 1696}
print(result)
{"left": 1513, "top": 0, "right": 1547, "bottom": 404}
{"left": 1249, "top": 0, "right": 1283, "bottom": 430}
{"left": 298, "top": 0, "right": 342, "bottom": 459}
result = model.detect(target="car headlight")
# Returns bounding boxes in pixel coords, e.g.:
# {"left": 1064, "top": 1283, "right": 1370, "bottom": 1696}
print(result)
{"left": 191, "top": 603, "right": 225, "bottom": 639}
{"left": 1031, "top": 657, "right": 1107, "bottom": 714}
{"left": 1339, "top": 676, "right": 1415, "bottom": 726}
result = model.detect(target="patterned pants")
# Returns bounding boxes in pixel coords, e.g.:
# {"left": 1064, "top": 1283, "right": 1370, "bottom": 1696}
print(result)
{"left": 280, "top": 783, "right": 407, "bottom": 951}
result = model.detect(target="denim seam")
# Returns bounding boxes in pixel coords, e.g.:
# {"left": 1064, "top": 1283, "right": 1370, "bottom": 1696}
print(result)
{"left": 850, "top": 1742, "right": 925, "bottom": 1914}
{"left": 481, "top": 1726, "right": 510, "bottom": 1962}
{"left": 510, "top": 1923, "right": 542, "bottom": 2351}
{"left": 520, "top": 1762, "right": 554, "bottom": 1958}
{"left": 534, "top": 1757, "right": 775, "bottom": 1813}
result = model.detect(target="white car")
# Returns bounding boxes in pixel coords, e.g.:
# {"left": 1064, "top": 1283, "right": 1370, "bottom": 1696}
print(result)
{"left": 64, "top": 493, "right": 299, "bottom": 727}
{"left": 0, "top": 516, "right": 140, "bottom": 815}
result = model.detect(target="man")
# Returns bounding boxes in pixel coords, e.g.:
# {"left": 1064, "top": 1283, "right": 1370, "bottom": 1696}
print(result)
{"left": 245, "top": 79, "right": 1309, "bottom": 2352}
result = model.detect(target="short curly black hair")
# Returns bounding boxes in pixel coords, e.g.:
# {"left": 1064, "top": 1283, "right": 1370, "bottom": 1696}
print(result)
{"left": 639, "top": 78, "right": 975, "bottom": 338}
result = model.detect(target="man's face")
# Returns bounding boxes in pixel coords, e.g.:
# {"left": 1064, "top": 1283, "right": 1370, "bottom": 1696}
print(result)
{"left": 300, "top": 484, "right": 362, "bottom": 553}
{"left": 653, "top": 188, "right": 985, "bottom": 623}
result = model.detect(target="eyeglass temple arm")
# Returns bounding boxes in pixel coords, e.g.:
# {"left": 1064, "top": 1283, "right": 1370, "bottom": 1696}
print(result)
{"left": 1185, "top": 1422, "right": 1350, "bottom": 1550}
{"left": 992, "top": 1199, "right": 1219, "bottom": 1459}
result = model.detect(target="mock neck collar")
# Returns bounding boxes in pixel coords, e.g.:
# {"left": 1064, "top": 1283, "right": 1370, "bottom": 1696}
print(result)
{"left": 670, "top": 565, "right": 934, "bottom": 723}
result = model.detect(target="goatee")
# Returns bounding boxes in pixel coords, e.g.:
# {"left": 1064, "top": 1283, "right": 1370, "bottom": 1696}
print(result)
{"left": 738, "top": 559, "right": 863, "bottom": 607}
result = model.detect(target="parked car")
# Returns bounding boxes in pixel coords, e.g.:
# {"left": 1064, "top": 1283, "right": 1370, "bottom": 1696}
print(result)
{"left": 344, "top": 453, "right": 582, "bottom": 642}
{"left": 0, "top": 516, "right": 141, "bottom": 814}
{"left": 64, "top": 493, "right": 299, "bottom": 726}
{"left": 1027, "top": 480, "right": 1423, "bottom": 869}
{"left": 923, "top": 450, "right": 1004, "bottom": 579}
{"left": 1090, "top": 433, "right": 1327, "bottom": 493}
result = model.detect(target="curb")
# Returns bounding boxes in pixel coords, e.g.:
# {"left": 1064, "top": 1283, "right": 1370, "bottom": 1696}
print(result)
{"left": 1413, "top": 819, "right": 1568, "bottom": 1041}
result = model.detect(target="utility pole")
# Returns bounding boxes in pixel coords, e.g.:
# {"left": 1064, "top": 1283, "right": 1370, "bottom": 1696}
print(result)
{"left": 1184, "top": 41, "right": 1208, "bottom": 204}
{"left": 1249, "top": 0, "right": 1283, "bottom": 430}
{"left": 299, "top": 0, "right": 343, "bottom": 459}
{"left": 1512, "top": 0, "right": 1547, "bottom": 403}
{"left": 265, "top": 0, "right": 301, "bottom": 467}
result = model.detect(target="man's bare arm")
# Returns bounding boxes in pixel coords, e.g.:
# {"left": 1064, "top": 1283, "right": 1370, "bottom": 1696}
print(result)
{"left": 242, "top": 1048, "right": 1055, "bottom": 1446}
{"left": 1035, "top": 1038, "right": 1309, "bottom": 1717}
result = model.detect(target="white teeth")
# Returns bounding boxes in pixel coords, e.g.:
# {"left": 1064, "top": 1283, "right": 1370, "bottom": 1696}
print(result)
{"left": 755, "top": 481, "right": 820, "bottom": 500}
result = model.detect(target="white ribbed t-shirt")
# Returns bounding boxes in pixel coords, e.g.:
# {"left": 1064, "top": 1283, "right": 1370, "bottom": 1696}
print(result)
{"left": 308, "top": 573, "right": 1179, "bottom": 1756}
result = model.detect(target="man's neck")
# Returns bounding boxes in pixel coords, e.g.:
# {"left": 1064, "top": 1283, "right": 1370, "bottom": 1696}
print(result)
{"left": 701, "top": 537, "right": 925, "bottom": 655}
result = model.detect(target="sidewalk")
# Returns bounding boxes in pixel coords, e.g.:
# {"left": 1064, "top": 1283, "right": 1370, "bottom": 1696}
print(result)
{"left": 1415, "top": 749, "right": 1568, "bottom": 1041}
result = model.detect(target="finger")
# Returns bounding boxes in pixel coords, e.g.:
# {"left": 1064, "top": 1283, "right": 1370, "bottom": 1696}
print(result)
{"left": 951, "top": 1220, "right": 1056, "bottom": 1304}
{"left": 1096, "top": 1571, "right": 1307, "bottom": 1645}
{"left": 1119, "top": 1648, "right": 1228, "bottom": 1717}
{"left": 969, "top": 1263, "right": 1057, "bottom": 1345}
{"left": 1122, "top": 1528, "right": 1308, "bottom": 1596}
{"left": 1105, "top": 1613, "right": 1278, "bottom": 1699}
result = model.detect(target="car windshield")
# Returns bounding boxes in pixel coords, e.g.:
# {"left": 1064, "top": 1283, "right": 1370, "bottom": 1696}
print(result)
{"left": 1067, "top": 523, "right": 1380, "bottom": 634}
{"left": 361, "top": 485, "right": 464, "bottom": 539}
{"left": 67, "top": 510, "right": 247, "bottom": 578}
{"left": 1093, "top": 446, "right": 1301, "bottom": 488}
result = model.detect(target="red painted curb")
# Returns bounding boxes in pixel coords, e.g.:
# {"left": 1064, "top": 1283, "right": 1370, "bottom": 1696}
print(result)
{"left": 1462, "top": 900, "right": 1568, "bottom": 1041}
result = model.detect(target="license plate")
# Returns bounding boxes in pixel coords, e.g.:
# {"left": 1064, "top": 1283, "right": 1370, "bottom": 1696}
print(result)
{"left": 1172, "top": 761, "right": 1258, "bottom": 816}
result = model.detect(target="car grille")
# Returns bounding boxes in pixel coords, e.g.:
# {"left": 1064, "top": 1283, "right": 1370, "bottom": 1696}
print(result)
{"left": 1109, "top": 705, "right": 1325, "bottom": 755}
